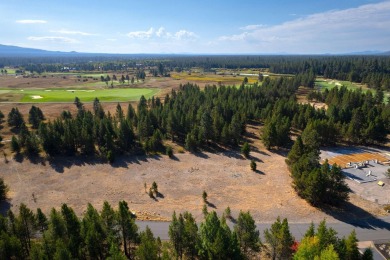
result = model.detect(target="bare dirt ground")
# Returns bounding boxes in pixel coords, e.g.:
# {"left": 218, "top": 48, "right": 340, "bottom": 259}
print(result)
{"left": 0, "top": 123, "right": 386, "bottom": 223}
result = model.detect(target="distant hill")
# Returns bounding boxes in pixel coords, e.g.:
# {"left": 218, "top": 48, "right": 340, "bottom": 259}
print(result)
{"left": 0, "top": 44, "right": 75, "bottom": 56}
{"left": 0, "top": 43, "right": 389, "bottom": 57}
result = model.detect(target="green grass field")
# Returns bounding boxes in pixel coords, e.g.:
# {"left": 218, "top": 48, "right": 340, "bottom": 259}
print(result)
{"left": 0, "top": 88, "right": 159, "bottom": 102}
{"left": 315, "top": 79, "right": 364, "bottom": 91}
{"left": 315, "top": 79, "right": 390, "bottom": 103}
{"left": 2, "top": 68, "right": 16, "bottom": 74}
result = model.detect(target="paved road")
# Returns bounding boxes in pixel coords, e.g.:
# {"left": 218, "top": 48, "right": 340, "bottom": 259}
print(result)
{"left": 137, "top": 216, "right": 390, "bottom": 241}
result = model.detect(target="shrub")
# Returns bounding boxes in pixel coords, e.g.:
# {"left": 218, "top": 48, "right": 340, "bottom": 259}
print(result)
{"left": 250, "top": 160, "right": 257, "bottom": 171}
{"left": 241, "top": 142, "right": 250, "bottom": 158}
{"left": 166, "top": 146, "right": 173, "bottom": 158}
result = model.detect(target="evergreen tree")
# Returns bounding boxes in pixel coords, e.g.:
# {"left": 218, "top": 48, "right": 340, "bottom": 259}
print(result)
{"left": 0, "top": 177, "right": 8, "bottom": 201}
{"left": 264, "top": 217, "right": 294, "bottom": 260}
{"left": 7, "top": 107, "right": 25, "bottom": 129}
{"left": 168, "top": 212, "right": 184, "bottom": 259}
{"left": 11, "top": 135, "right": 20, "bottom": 154}
{"left": 136, "top": 226, "right": 159, "bottom": 260}
{"left": 234, "top": 211, "right": 260, "bottom": 255}
{"left": 28, "top": 106, "right": 45, "bottom": 129}
{"left": 117, "top": 201, "right": 138, "bottom": 258}
{"left": 36, "top": 208, "right": 48, "bottom": 233}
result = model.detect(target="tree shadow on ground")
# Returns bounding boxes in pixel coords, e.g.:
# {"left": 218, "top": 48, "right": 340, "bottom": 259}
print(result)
{"left": 272, "top": 148, "right": 290, "bottom": 157}
{"left": 227, "top": 216, "right": 237, "bottom": 224}
{"left": 156, "top": 192, "right": 164, "bottom": 199}
{"left": 250, "top": 145, "right": 270, "bottom": 156}
{"left": 192, "top": 151, "right": 209, "bottom": 159}
{"left": 25, "top": 153, "right": 46, "bottom": 165}
{"left": 168, "top": 154, "right": 180, "bottom": 161}
{"left": 253, "top": 169, "right": 265, "bottom": 175}
{"left": 206, "top": 201, "right": 217, "bottom": 209}
{"left": 321, "top": 201, "right": 390, "bottom": 230}
{"left": 0, "top": 200, "right": 11, "bottom": 216}
{"left": 243, "top": 131, "right": 258, "bottom": 141}
{"left": 249, "top": 155, "right": 263, "bottom": 163}
{"left": 13, "top": 153, "right": 24, "bottom": 163}
{"left": 47, "top": 156, "right": 104, "bottom": 173}
{"left": 44, "top": 153, "right": 164, "bottom": 173}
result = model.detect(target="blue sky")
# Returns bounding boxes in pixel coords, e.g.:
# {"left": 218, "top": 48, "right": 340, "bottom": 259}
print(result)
{"left": 1, "top": 0, "right": 389, "bottom": 54}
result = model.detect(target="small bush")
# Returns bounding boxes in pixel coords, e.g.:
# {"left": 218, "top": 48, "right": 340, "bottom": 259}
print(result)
{"left": 149, "top": 188, "right": 154, "bottom": 198}
{"left": 166, "top": 146, "right": 173, "bottom": 158}
{"left": 202, "top": 190, "right": 208, "bottom": 203}
{"left": 241, "top": 142, "right": 250, "bottom": 158}
{"left": 250, "top": 160, "right": 257, "bottom": 171}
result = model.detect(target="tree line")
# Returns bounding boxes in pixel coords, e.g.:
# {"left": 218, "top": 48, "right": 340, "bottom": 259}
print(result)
{"left": 262, "top": 85, "right": 390, "bottom": 150}
{"left": 0, "top": 198, "right": 372, "bottom": 259}
{"left": 2, "top": 55, "right": 390, "bottom": 90}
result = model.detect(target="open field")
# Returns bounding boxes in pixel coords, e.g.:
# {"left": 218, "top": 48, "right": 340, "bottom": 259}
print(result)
{"left": 0, "top": 122, "right": 386, "bottom": 222}
{"left": 171, "top": 72, "right": 259, "bottom": 84}
{"left": 0, "top": 88, "right": 159, "bottom": 102}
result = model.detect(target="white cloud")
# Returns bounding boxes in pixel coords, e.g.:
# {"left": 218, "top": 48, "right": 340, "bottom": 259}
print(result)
{"left": 218, "top": 1, "right": 390, "bottom": 53}
{"left": 27, "top": 36, "right": 79, "bottom": 44}
{"left": 16, "top": 19, "right": 47, "bottom": 24}
{"left": 51, "top": 29, "right": 97, "bottom": 36}
{"left": 239, "top": 24, "right": 265, "bottom": 31}
{"left": 174, "top": 30, "right": 198, "bottom": 40}
{"left": 156, "top": 27, "right": 166, "bottom": 37}
{"left": 126, "top": 27, "right": 197, "bottom": 40}
{"left": 127, "top": 27, "right": 155, "bottom": 39}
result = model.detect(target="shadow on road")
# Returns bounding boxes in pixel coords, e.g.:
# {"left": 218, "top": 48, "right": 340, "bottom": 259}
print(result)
{"left": 322, "top": 201, "right": 390, "bottom": 230}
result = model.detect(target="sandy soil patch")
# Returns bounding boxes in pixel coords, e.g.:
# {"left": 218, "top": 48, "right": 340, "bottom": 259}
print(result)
{"left": 31, "top": 95, "right": 43, "bottom": 99}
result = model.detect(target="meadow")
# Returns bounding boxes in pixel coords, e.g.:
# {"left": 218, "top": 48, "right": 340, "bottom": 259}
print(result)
{"left": 0, "top": 88, "right": 159, "bottom": 102}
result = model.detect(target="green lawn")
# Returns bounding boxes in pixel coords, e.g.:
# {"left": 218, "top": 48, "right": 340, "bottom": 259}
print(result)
{"left": 314, "top": 79, "right": 365, "bottom": 91}
{"left": 1, "top": 69, "right": 16, "bottom": 74}
{"left": 0, "top": 88, "right": 159, "bottom": 102}
{"left": 315, "top": 79, "right": 390, "bottom": 103}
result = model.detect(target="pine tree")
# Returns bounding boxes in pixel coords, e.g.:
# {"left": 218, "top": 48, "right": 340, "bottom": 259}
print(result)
{"left": 241, "top": 142, "right": 250, "bottom": 158}
{"left": 136, "top": 226, "right": 159, "bottom": 260}
{"left": 117, "top": 201, "right": 138, "bottom": 257}
{"left": 168, "top": 212, "right": 185, "bottom": 259}
{"left": 0, "top": 177, "right": 8, "bottom": 201}
{"left": 234, "top": 211, "right": 260, "bottom": 255}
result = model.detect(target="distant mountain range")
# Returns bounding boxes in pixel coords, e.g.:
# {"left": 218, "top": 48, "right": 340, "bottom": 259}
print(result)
{"left": 0, "top": 44, "right": 70, "bottom": 56}
{"left": 0, "top": 44, "right": 389, "bottom": 56}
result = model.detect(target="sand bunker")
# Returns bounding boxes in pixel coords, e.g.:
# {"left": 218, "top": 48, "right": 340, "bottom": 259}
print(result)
{"left": 31, "top": 95, "right": 43, "bottom": 99}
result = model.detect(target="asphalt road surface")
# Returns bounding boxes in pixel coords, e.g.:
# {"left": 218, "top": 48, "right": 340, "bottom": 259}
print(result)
{"left": 137, "top": 216, "right": 390, "bottom": 241}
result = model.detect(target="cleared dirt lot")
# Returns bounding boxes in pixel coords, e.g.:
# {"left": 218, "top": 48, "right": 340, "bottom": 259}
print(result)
{"left": 0, "top": 124, "right": 386, "bottom": 222}
{"left": 0, "top": 146, "right": 324, "bottom": 222}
